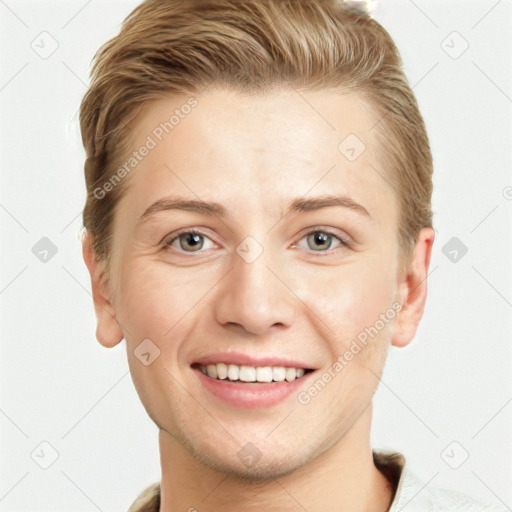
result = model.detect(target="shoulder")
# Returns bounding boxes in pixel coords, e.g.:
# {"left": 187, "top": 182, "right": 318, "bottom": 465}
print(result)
{"left": 372, "top": 449, "right": 508, "bottom": 512}
{"left": 127, "top": 482, "right": 160, "bottom": 512}
{"left": 391, "top": 468, "right": 508, "bottom": 512}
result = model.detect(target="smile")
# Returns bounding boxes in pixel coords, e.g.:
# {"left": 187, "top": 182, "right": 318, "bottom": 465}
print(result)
{"left": 195, "top": 362, "right": 313, "bottom": 383}
{"left": 191, "top": 363, "right": 316, "bottom": 409}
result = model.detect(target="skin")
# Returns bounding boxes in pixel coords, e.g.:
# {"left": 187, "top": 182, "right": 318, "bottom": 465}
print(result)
{"left": 83, "top": 87, "right": 434, "bottom": 512}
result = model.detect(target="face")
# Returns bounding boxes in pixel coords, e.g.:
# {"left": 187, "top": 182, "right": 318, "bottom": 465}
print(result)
{"left": 95, "top": 87, "right": 411, "bottom": 478}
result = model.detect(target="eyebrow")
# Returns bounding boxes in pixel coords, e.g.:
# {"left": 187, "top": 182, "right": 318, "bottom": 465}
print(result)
{"left": 137, "top": 193, "right": 372, "bottom": 225}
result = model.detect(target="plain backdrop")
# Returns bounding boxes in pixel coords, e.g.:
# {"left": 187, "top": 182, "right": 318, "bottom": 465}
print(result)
{"left": 1, "top": 0, "right": 511, "bottom": 510}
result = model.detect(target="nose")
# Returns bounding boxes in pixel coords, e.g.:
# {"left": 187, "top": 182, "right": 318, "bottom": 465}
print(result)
{"left": 213, "top": 242, "right": 297, "bottom": 336}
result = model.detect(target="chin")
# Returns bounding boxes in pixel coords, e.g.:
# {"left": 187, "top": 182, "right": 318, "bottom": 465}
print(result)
{"left": 187, "top": 441, "right": 310, "bottom": 482}
{"left": 203, "top": 455, "right": 304, "bottom": 481}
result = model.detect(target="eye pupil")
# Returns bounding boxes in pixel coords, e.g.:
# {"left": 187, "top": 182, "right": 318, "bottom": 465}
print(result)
{"left": 180, "top": 233, "right": 203, "bottom": 251}
{"left": 308, "top": 231, "right": 332, "bottom": 251}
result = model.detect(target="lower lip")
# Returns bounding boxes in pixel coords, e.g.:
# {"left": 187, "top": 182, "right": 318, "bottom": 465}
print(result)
{"left": 192, "top": 367, "right": 316, "bottom": 409}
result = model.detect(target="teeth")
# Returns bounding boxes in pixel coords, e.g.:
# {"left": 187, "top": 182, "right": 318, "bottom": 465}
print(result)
{"left": 272, "top": 366, "right": 286, "bottom": 382}
{"left": 198, "top": 363, "right": 309, "bottom": 382}
{"left": 239, "top": 365, "right": 256, "bottom": 382}
{"left": 206, "top": 364, "right": 217, "bottom": 379}
{"left": 227, "top": 364, "right": 239, "bottom": 381}
{"left": 217, "top": 363, "right": 228, "bottom": 380}
{"left": 256, "top": 366, "right": 273, "bottom": 382}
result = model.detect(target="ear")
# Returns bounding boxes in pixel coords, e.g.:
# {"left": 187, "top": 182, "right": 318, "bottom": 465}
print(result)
{"left": 391, "top": 227, "right": 435, "bottom": 348}
{"left": 81, "top": 230, "right": 124, "bottom": 348}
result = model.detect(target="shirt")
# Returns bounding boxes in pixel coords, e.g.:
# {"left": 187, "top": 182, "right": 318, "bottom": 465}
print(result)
{"left": 127, "top": 449, "right": 508, "bottom": 511}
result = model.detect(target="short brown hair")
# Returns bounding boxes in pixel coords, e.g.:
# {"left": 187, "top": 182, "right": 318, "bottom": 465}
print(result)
{"left": 80, "top": 0, "right": 433, "bottom": 270}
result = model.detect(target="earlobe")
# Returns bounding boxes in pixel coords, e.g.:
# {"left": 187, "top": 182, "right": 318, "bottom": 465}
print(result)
{"left": 81, "top": 230, "right": 124, "bottom": 348}
{"left": 391, "top": 227, "right": 435, "bottom": 348}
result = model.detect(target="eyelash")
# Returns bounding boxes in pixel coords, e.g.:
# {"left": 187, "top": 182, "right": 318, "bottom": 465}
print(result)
{"left": 163, "top": 227, "right": 351, "bottom": 256}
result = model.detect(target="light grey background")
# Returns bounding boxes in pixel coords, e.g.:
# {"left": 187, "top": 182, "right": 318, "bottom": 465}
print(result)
{"left": 1, "top": 0, "right": 511, "bottom": 510}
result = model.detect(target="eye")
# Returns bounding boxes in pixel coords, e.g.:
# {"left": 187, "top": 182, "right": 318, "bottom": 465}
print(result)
{"left": 164, "top": 230, "right": 216, "bottom": 253}
{"left": 294, "top": 228, "right": 350, "bottom": 255}
{"left": 163, "top": 227, "right": 350, "bottom": 255}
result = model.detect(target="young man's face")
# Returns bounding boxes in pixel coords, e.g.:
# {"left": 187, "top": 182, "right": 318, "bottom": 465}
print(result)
{"left": 85, "top": 87, "right": 432, "bottom": 479}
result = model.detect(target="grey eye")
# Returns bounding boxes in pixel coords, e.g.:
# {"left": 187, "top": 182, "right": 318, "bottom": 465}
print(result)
{"left": 306, "top": 231, "right": 334, "bottom": 251}
{"left": 178, "top": 232, "right": 205, "bottom": 251}
{"left": 165, "top": 231, "right": 215, "bottom": 253}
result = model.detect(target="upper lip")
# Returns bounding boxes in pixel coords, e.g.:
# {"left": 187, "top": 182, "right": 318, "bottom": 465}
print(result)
{"left": 192, "top": 351, "right": 316, "bottom": 370}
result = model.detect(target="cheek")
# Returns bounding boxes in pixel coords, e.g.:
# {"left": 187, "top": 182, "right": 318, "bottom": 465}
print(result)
{"left": 116, "top": 261, "right": 202, "bottom": 424}
{"left": 298, "top": 254, "right": 397, "bottom": 358}
{"left": 115, "top": 258, "right": 218, "bottom": 343}
{"left": 115, "top": 259, "right": 177, "bottom": 343}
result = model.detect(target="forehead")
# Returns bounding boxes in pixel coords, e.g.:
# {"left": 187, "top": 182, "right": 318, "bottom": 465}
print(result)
{"left": 117, "top": 87, "right": 395, "bottom": 224}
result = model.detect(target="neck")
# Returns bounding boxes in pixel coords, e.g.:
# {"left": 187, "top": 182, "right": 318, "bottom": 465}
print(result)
{"left": 158, "top": 403, "right": 393, "bottom": 512}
